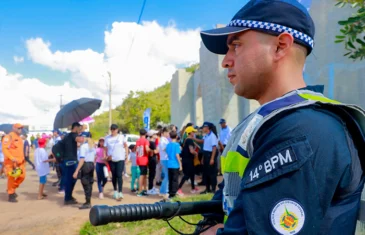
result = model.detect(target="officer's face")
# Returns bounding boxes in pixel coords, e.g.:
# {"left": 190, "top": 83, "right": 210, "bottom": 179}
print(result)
{"left": 203, "top": 126, "right": 209, "bottom": 134}
{"left": 222, "top": 30, "right": 275, "bottom": 100}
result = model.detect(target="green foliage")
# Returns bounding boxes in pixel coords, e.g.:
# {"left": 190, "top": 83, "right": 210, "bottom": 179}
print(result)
{"left": 79, "top": 194, "right": 213, "bottom": 235}
{"left": 335, "top": 0, "right": 365, "bottom": 60}
{"left": 185, "top": 63, "right": 200, "bottom": 73}
{"left": 90, "top": 82, "right": 171, "bottom": 139}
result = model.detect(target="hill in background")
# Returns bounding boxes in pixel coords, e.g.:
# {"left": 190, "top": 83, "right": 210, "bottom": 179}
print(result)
{"left": 90, "top": 82, "right": 171, "bottom": 139}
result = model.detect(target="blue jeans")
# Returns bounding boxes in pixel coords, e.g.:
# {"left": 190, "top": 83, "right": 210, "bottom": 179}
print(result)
{"left": 160, "top": 160, "right": 169, "bottom": 194}
{"left": 59, "top": 162, "right": 65, "bottom": 191}
{"left": 62, "top": 161, "right": 77, "bottom": 201}
{"left": 96, "top": 162, "right": 108, "bottom": 193}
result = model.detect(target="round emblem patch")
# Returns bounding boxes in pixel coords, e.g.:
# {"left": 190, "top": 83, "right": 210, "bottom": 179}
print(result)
{"left": 270, "top": 199, "right": 305, "bottom": 235}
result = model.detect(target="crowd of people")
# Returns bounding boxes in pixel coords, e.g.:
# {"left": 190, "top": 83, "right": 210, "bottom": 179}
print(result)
{"left": 0, "top": 119, "right": 232, "bottom": 208}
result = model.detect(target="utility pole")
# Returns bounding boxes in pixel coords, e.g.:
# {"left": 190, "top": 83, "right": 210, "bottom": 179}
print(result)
{"left": 108, "top": 71, "right": 112, "bottom": 133}
{"left": 59, "top": 94, "right": 63, "bottom": 109}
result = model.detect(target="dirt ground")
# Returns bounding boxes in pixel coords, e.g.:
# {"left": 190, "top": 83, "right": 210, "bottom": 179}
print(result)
{"left": 0, "top": 160, "right": 213, "bottom": 235}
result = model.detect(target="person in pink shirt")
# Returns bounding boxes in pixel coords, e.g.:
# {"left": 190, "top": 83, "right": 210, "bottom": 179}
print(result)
{"left": 95, "top": 138, "right": 108, "bottom": 199}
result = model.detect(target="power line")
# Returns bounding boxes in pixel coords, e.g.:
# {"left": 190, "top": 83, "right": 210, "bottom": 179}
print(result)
{"left": 125, "top": 0, "right": 147, "bottom": 62}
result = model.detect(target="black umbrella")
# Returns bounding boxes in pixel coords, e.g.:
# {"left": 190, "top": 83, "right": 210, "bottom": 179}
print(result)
{"left": 0, "top": 124, "right": 28, "bottom": 135}
{"left": 53, "top": 97, "right": 102, "bottom": 129}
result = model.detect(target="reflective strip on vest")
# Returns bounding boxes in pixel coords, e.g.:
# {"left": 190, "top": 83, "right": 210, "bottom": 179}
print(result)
{"left": 298, "top": 93, "right": 341, "bottom": 104}
{"left": 221, "top": 151, "right": 249, "bottom": 177}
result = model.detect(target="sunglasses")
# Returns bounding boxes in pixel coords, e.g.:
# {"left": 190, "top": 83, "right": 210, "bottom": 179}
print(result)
{"left": 111, "top": 128, "right": 117, "bottom": 131}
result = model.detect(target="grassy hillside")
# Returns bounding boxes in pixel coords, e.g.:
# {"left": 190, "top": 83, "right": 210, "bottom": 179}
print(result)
{"left": 90, "top": 82, "right": 171, "bottom": 139}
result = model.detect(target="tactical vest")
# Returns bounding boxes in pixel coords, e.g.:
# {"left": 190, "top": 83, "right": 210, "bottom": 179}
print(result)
{"left": 221, "top": 89, "right": 365, "bottom": 215}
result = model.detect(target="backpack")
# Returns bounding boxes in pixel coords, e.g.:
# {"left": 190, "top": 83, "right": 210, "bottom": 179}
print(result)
{"left": 52, "top": 139, "right": 65, "bottom": 162}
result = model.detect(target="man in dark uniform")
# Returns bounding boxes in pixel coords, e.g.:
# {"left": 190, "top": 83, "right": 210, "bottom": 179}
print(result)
{"left": 62, "top": 122, "right": 85, "bottom": 205}
{"left": 197, "top": 0, "right": 365, "bottom": 234}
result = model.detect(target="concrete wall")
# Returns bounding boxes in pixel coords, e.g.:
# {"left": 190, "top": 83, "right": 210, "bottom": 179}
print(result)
{"left": 192, "top": 70, "right": 204, "bottom": 126}
{"left": 170, "top": 69, "right": 195, "bottom": 129}
{"left": 305, "top": 1, "right": 365, "bottom": 108}
{"left": 170, "top": 35, "right": 260, "bottom": 132}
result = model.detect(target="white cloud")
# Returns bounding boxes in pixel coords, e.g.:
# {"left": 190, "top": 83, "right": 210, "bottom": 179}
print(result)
{"left": 13, "top": 56, "right": 24, "bottom": 64}
{"left": 0, "top": 65, "right": 93, "bottom": 127}
{"left": 0, "top": 20, "right": 201, "bottom": 128}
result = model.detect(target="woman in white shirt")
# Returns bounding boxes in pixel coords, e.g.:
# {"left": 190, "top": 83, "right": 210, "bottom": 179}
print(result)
{"left": 73, "top": 138, "right": 96, "bottom": 209}
{"left": 104, "top": 124, "right": 128, "bottom": 201}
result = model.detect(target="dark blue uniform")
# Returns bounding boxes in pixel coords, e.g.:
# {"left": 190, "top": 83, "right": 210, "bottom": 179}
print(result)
{"left": 204, "top": 89, "right": 365, "bottom": 234}
{"left": 62, "top": 132, "right": 79, "bottom": 202}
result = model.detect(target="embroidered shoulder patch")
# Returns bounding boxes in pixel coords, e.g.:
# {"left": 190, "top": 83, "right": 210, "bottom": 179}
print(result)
{"left": 270, "top": 199, "right": 305, "bottom": 235}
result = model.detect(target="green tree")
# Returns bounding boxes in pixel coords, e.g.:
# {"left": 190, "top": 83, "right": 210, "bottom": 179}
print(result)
{"left": 335, "top": 0, "right": 365, "bottom": 60}
{"left": 90, "top": 82, "right": 171, "bottom": 139}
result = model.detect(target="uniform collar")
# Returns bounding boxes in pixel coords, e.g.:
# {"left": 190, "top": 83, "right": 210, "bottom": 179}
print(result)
{"left": 299, "top": 85, "right": 324, "bottom": 93}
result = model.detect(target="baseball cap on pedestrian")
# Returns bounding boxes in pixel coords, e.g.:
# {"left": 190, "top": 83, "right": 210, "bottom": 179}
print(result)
{"left": 53, "top": 129, "right": 61, "bottom": 135}
{"left": 200, "top": 122, "right": 211, "bottom": 129}
{"left": 13, "top": 123, "right": 23, "bottom": 129}
{"left": 200, "top": 0, "right": 315, "bottom": 55}
{"left": 38, "top": 138, "right": 46, "bottom": 148}
{"left": 110, "top": 124, "right": 118, "bottom": 130}
{"left": 185, "top": 126, "right": 198, "bottom": 134}
{"left": 219, "top": 118, "right": 226, "bottom": 124}
{"left": 147, "top": 130, "right": 158, "bottom": 137}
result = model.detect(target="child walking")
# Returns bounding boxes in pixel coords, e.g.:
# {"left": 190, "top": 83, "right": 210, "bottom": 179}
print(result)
{"left": 34, "top": 138, "right": 55, "bottom": 200}
{"left": 95, "top": 138, "right": 108, "bottom": 199}
{"left": 127, "top": 144, "right": 140, "bottom": 192}
{"left": 166, "top": 131, "right": 182, "bottom": 199}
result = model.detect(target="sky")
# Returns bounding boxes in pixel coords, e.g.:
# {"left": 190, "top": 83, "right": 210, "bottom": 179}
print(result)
{"left": 0, "top": 0, "right": 310, "bottom": 127}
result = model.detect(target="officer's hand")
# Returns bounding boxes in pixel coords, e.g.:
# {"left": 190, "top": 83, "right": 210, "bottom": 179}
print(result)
{"left": 210, "top": 159, "right": 214, "bottom": 165}
{"left": 201, "top": 224, "right": 224, "bottom": 235}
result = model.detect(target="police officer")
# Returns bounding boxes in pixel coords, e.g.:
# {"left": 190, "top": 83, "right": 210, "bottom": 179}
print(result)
{"left": 217, "top": 119, "right": 231, "bottom": 176}
{"left": 62, "top": 122, "right": 85, "bottom": 205}
{"left": 197, "top": 0, "right": 365, "bottom": 234}
{"left": 194, "top": 122, "right": 219, "bottom": 194}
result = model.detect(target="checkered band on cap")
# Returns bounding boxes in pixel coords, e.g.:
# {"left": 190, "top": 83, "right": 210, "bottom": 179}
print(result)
{"left": 228, "top": 19, "right": 314, "bottom": 49}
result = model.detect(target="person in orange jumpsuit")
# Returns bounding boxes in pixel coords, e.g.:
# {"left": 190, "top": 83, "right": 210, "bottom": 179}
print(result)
{"left": 2, "top": 123, "right": 26, "bottom": 202}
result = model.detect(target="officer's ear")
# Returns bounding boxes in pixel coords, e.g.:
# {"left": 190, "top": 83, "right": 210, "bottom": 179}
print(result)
{"left": 273, "top": 32, "right": 294, "bottom": 62}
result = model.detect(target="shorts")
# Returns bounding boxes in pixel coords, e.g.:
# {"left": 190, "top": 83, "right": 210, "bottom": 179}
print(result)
{"left": 39, "top": 175, "right": 47, "bottom": 184}
{"left": 139, "top": 166, "right": 148, "bottom": 176}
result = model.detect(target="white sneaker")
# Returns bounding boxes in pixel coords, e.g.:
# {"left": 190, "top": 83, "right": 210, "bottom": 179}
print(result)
{"left": 124, "top": 173, "right": 130, "bottom": 178}
{"left": 119, "top": 192, "right": 124, "bottom": 199}
{"left": 113, "top": 191, "right": 119, "bottom": 199}
{"left": 99, "top": 192, "right": 104, "bottom": 199}
{"left": 147, "top": 189, "right": 158, "bottom": 195}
